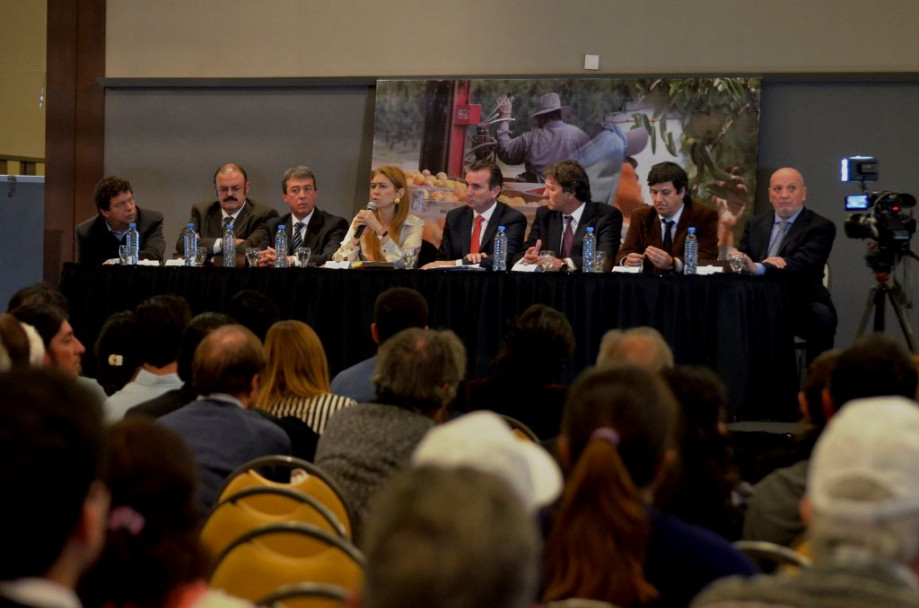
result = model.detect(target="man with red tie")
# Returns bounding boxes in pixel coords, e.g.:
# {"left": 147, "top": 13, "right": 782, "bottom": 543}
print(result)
{"left": 424, "top": 160, "right": 526, "bottom": 269}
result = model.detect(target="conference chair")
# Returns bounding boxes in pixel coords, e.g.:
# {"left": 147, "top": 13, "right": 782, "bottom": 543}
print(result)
{"left": 210, "top": 522, "right": 365, "bottom": 602}
{"left": 217, "top": 455, "right": 353, "bottom": 538}
{"left": 201, "top": 485, "right": 348, "bottom": 559}
{"left": 257, "top": 582, "right": 349, "bottom": 608}
{"left": 499, "top": 414, "right": 540, "bottom": 443}
{"left": 733, "top": 540, "right": 813, "bottom": 573}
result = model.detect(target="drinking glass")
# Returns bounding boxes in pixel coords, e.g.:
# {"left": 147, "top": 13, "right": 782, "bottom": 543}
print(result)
{"left": 245, "top": 247, "right": 260, "bottom": 267}
{"left": 593, "top": 251, "right": 607, "bottom": 273}
{"left": 401, "top": 247, "right": 420, "bottom": 269}
{"left": 118, "top": 245, "right": 127, "bottom": 265}
{"left": 728, "top": 251, "right": 745, "bottom": 273}
{"left": 195, "top": 250, "right": 208, "bottom": 267}
{"left": 537, "top": 250, "right": 556, "bottom": 272}
{"left": 295, "top": 247, "right": 312, "bottom": 267}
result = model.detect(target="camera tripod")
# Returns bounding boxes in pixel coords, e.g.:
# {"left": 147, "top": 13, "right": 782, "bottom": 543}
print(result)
{"left": 856, "top": 270, "right": 917, "bottom": 352}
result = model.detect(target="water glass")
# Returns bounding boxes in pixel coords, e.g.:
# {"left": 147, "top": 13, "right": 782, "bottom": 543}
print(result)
{"left": 537, "top": 250, "right": 556, "bottom": 272}
{"left": 245, "top": 247, "right": 260, "bottom": 267}
{"left": 194, "top": 249, "right": 208, "bottom": 267}
{"left": 118, "top": 245, "right": 127, "bottom": 265}
{"left": 593, "top": 251, "right": 607, "bottom": 273}
{"left": 296, "top": 247, "right": 312, "bottom": 267}
{"left": 728, "top": 251, "right": 745, "bottom": 273}
{"left": 401, "top": 247, "right": 420, "bottom": 269}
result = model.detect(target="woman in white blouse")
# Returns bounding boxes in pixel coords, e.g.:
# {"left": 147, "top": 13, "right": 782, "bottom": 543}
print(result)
{"left": 333, "top": 165, "right": 423, "bottom": 263}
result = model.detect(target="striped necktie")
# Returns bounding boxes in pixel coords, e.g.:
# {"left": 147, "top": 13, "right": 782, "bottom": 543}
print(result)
{"left": 291, "top": 222, "right": 304, "bottom": 254}
{"left": 767, "top": 220, "right": 789, "bottom": 258}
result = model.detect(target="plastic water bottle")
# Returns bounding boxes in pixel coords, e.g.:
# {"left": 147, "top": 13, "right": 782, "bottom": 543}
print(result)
{"left": 582, "top": 226, "right": 596, "bottom": 272}
{"left": 684, "top": 226, "right": 698, "bottom": 275}
{"left": 492, "top": 225, "right": 508, "bottom": 271}
{"left": 274, "top": 225, "right": 289, "bottom": 268}
{"left": 182, "top": 223, "right": 198, "bottom": 266}
{"left": 125, "top": 222, "right": 140, "bottom": 265}
{"left": 223, "top": 223, "right": 236, "bottom": 268}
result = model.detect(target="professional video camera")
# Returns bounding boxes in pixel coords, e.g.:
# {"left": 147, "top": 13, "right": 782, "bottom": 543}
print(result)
{"left": 841, "top": 156, "right": 917, "bottom": 274}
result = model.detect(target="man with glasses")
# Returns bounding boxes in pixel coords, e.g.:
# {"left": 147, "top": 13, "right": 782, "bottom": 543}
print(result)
{"left": 75, "top": 175, "right": 166, "bottom": 265}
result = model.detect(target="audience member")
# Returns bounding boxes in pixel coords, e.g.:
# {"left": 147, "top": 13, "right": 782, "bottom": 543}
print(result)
{"left": 92, "top": 311, "right": 140, "bottom": 397}
{"left": 316, "top": 328, "right": 466, "bottom": 538}
{"left": 0, "top": 312, "right": 32, "bottom": 369}
{"left": 331, "top": 287, "right": 429, "bottom": 403}
{"left": 695, "top": 396, "right": 919, "bottom": 608}
{"left": 596, "top": 326, "right": 674, "bottom": 371}
{"left": 159, "top": 324, "right": 290, "bottom": 512}
{"left": 256, "top": 320, "right": 356, "bottom": 434}
{"left": 126, "top": 312, "right": 234, "bottom": 420}
{"left": 175, "top": 163, "right": 278, "bottom": 260}
{"left": 225, "top": 289, "right": 279, "bottom": 343}
{"left": 75, "top": 175, "right": 165, "bottom": 265}
{"left": 7, "top": 281, "right": 68, "bottom": 313}
{"left": 542, "top": 364, "right": 754, "bottom": 607}
{"left": 78, "top": 419, "right": 249, "bottom": 608}
{"left": 103, "top": 295, "right": 191, "bottom": 422}
{"left": 466, "top": 304, "right": 574, "bottom": 439}
{"left": 0, "top": 369, "right": 108, "bottom": 608}
{"left": 11, "top": 303, "right": 87, "bottom": 380}
{"left": 257, "top": 165, "right": 348, "bottom": 267}
{"left": 360, "top": 467, "right": 541, "bottom": 608}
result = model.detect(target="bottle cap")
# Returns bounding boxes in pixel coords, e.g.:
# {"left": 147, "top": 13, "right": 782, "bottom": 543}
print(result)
{"left": 498, "top": 225, "right": 506, "bottom": 233}
{"left": 129, "top": 222, "right": 137, "bottom": 228}
{"left": 586, "top": 226, "right": 595, "bottom": 233}
{"left": 187, "top": 222, "right": 195, "bottom": 228}
{"left": 688, "top": 226, "right": 696, "bottom": 234}
{"left": 278, "top": 224, "right": 286, "bottom": 230}
{"left": 226, "top": 224, "right": 234, "bottom": 231}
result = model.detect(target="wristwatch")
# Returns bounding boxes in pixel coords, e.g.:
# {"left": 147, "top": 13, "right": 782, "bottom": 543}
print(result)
{"left": 377, "top": 230, "right": 389, "bottom": 240}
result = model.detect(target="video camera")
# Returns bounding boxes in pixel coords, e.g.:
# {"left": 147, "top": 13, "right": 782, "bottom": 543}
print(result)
{"left": 841, "top": 156, "right": 916, "bottom": 273}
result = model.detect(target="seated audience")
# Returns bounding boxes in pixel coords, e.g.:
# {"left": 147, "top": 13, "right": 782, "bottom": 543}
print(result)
{"left": 0, "top": 369, "right": 108, "bottom": 608}
{"left": 333, "top": 166, "right": 424, "bottom": 263}
{"left": 316, "top": 328, "right": 466, "bottom": 538}
{"left": 466, "top": 304, "right": 574, "bottom": 440}
{"left": 159, "top": 324, "right": 290, "bottom": 512}
{"left": 542, "top": 364, "right": 754, "bottom": 607}
{"left": 694, "top": 396, "right": 919, "bottom": 608}
{"left": 256, "top": 320, "right": 355, "bottom": 434}
{"left": 596, "top": 326, "right": 674, "bottom": 371}
{"left": 360, "top": 467, "right": 541, "bottom": 608}
{"left": 92, "top": 311, "right": 140, "bottom": 397}
{"left": 78, "top": 418, "right": 250, "bottom": 608}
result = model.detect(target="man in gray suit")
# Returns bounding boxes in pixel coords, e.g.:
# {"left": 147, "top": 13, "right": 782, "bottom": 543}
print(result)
{"left": 174, "top": 163, "right": 278, "bottom": 259}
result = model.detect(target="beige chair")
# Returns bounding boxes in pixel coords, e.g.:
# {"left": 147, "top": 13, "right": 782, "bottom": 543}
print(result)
{"left": 256, "top": 582, "right": 348, "bottom": 608}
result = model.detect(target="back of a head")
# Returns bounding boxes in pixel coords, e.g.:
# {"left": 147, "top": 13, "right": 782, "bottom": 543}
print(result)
{"left": 0, "top": 313, "right": 29, "bottom": 370}
{"left": 801, "top": 349, "right": 841, "bottom": 427}
{"left": 226, "top": 290, "right": 279, "bottom": 343}
{"left": 78, "top": 418, "right": 207, "bottom": 608}
{"left": 0, "top": 369, "right": 105, "bottom": 580}
{"left": 177, "top": 312, "right": 234, "bottom": 384}
{"left": 829, "top": 333, "right": 917, "bottom": 409}
{"left": 10, "top": 303, "right": 66, "bottom": 350}
{"left": 373, "top": 287, "right": 429, "bottom": 344}
{"left": 596, "top": 327, "right": 673, "bottom": 372}
{"left": 93, "top": 311, "right": 140, "bottom": 396}
{"left": 7, "top": 282, "right": 68, "bottom": 314}
{"left": 192, "top": 324, "right": 265, "bottom": 397}
{"left": 363, "top": 466, "right": 540, "bottom": 608}
{"left": 134, "top": 295, "right": 192, "bottom": 367}
{"left": 372, "top": 328, "right": 466, "bottom": 414}
{"left": 495, "top": 304, "right": 574, "bottom": 379}
{"left": 258, "top": 320, "right": 331, "bottom": 407}
{"left": 662, "top": 365, "right": 728, "bottom": 442}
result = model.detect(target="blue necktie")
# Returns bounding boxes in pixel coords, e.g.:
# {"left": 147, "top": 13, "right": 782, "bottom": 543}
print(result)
{"left": 290, "top": 222, "right": 304, "bottom": 254}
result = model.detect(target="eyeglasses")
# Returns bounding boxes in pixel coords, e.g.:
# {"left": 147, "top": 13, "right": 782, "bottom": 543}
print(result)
{"left": 111, "top": 196, "right": 136, "bottom": 210}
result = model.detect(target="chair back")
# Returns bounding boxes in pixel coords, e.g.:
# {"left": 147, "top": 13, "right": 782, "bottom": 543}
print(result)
{"left": 499, "top": 414, "right": 540, "bottom": 443}
{"left": 733, "top": 539, "right": 813, "bottom": 573}
{"left": 257, "top": 582, "right": 348, "bottom": 608}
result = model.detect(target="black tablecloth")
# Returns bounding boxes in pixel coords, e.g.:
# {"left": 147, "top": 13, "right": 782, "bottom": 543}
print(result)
{"left": 59, "top": 263, "right": 798, "bottom": 421}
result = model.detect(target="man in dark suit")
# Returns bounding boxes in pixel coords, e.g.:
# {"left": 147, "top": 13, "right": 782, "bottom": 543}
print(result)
{"left": 515, "top": 160, "right": 622, "bottom": 272}
{"left": 76, "top": 175, "right": 165, "bottom": 265}
{"left": 616, "top": 161, "right": 719, "bottom": 271}
{"left": 736, "top": 167, "right": 837, "bottom": 363}
{"left": 0, "top": 370, "right": 108, "bottom": 608}
{"left": 174, "top": 162, "right": 278, "bottom": 258}
{"left": 423, "top": 160, "right": 526, "bottom": 269}
{"left": 159, "top": 324, "right": 290, "bottom": 512}
{"left": 256, "top": 165, "right": 348, "bottom": 267}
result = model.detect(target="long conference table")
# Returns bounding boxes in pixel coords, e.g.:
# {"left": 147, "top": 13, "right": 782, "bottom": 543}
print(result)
{"left": 59, "top": 263, "right": 799, "bottom": 421}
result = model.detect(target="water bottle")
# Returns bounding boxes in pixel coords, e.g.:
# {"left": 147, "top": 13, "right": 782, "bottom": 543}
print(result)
{"left": 274, "top": 225, "right": 289, "bottom": 268}
{"left": 223, "top": 223, "right": 236, "bottom": 268}
{"left": 125, "top": 222, "right": 140, "bottom": 265}
{"left": 492, "top": 225, "right": 508, "bottom": 271}
{"left": 182, "top": 222, "right": 198, "bottom": 266}
{"left": 684, "top": 226, "right": 698, "bottom": 275}
{"left": 582, "top": 226, "right": 596, "bottom": 273}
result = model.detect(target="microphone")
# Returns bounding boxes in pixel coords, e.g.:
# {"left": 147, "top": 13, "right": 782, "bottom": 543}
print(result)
{"left": 354, "top": 202, "right": 378, "bottom": 238}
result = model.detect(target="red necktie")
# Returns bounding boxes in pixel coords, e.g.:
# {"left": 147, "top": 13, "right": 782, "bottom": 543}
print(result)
{"left": 469, "top": 215, "right": 484, "bottom": 254}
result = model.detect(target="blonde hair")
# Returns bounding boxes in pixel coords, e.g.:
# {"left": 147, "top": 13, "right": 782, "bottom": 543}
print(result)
{"left": 256, "top": 320, "right": 331, "bottom": 410}
{"left": 363, "top": 166, "right": 411, "bottom": 261}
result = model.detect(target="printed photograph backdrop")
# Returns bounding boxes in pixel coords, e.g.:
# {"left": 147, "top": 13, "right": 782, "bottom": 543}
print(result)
{"left": 372, "top": 77, "right": 761, "bottom": 254}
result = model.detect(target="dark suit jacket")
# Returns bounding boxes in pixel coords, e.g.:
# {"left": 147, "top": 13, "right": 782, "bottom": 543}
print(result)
{"left": 261, "top": 209, "right": 349, "bottom": 265}
{"left": 436, "top": 202, "right": 527, "bottom": 265}
{"left": 739, "top": 206, "right": 836, "bottom": 316}
{"left": 516, "top": 201, "right": 623, "bottom": 270}
{"left": 75, "top": 207, "right": 165, "bottom": 265}
{"left": 174, "top": 199, "right": 279, "bottom": 255}
{"left": 615, "top": 201, "right": 719, "bottom": 266}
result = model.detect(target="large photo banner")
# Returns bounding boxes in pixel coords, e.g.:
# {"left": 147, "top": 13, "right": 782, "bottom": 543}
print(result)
{"left": 372, "top": 77, "right": 761, "bottom": 255}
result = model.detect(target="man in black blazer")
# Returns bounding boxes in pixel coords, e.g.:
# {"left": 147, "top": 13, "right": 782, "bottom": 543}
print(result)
{"left": 174, "top": 163, "right": 278, "bottom": 258}
{"left": 736, "top": 167, "right": 837, "bottom": 363}
{"left": 423, "top": 160, "right": 526, "bottom": 269}
{"left": 76, "top": 175, "right": 165, "bottom": 265}
{"left": 256, "top": 165, "right": 348, "bottom": 266}
{"left": 515, "top": 160, "right": 622, "bottom": 271}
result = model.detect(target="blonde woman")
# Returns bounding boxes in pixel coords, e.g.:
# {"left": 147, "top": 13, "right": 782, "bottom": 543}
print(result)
{"left": 257, "top": 320, "right": 355, "bottom": 433}
{"left": 334, "top": 166, "right": 424, "bottom": 263}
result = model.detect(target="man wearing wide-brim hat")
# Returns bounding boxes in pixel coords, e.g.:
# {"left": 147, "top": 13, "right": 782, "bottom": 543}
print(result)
{"left": 496, "top": 92, "right": 589, "bottom": 183}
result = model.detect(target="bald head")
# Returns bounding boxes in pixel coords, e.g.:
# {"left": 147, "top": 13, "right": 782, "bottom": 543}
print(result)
{"left": 769, "top": 167, "right": 807, "bottom": 219}
{"left": 191, "top": 324, "right": 264, "bottom": 400}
